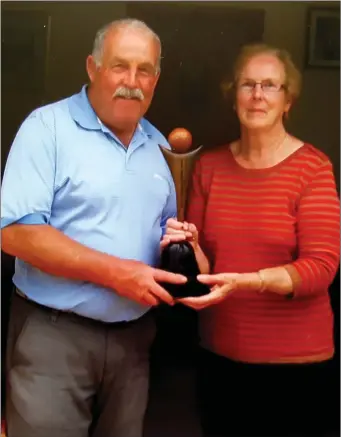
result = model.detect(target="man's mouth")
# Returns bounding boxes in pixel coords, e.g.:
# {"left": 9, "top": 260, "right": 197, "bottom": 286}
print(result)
{"left": 115, "top": 96, "right": 140, "bottom": 101}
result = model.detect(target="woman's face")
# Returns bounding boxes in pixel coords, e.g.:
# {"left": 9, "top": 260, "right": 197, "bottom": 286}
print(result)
{"left": 235, "top": 54, "right": 291, "bottom": 131}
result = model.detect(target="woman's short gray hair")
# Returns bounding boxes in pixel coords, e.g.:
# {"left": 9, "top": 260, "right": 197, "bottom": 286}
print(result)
{"left": 92, "top": 18, "right": 162, "bottom": 73}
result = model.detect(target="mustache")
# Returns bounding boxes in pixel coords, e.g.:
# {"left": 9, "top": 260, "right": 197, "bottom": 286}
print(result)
{"left": 112, "top": 86, "right": 145, "bottom": 101}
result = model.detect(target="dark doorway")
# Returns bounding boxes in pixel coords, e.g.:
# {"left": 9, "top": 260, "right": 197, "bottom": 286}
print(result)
{"left": 127, "top": 2, "right": 265, "bottom": 148}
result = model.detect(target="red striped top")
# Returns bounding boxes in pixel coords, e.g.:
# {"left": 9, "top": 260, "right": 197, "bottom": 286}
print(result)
{"left": 186, "top": 143, "right": 340, "bottom": 363}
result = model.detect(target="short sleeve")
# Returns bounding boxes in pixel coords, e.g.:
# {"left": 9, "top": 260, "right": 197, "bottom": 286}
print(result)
{"left": 1, "top": 111, "right": 56, "bottom": 229}
{"left": 160, "top": 177, "right": 177, "bottom": 236}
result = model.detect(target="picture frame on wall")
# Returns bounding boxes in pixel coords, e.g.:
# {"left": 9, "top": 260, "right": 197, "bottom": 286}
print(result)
{"left": 306, "top": 6, "right": 340, "bottom": 68}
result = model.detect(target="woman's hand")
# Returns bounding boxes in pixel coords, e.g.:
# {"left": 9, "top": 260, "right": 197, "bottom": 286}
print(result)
{"left": 177, "top": 271, "right": 267, "bottom": 309}
{"left": 160, "top": 218, "right": 210, "bottom": 274}
{"left": 177, "top": 273, "right": 241, "bottom": 310}
{"left": 160, "top": 218, "right": 199, "bottom": 251}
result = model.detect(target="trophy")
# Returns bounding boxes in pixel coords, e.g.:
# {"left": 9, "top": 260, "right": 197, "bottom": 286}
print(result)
{"left": 159, "top": 128, "right": 210, "bottom": 298}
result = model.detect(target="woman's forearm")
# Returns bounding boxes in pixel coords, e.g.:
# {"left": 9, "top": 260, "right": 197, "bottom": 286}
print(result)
{"left": 236, "top": 266, "right": 294, "bottom": 296}
{"left": 194, "top": 244, "right": 210, "bottom": 274}
{"left": 194, "top": 246, "right": 210, "bottom": 274}
{"left": 258, "top": 266, "right": 294, "bottom": 295}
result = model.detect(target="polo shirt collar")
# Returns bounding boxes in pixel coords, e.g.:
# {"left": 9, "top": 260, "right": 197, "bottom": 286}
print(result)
{"left": 68, "top": 85, "right": 151, "bottom": 146}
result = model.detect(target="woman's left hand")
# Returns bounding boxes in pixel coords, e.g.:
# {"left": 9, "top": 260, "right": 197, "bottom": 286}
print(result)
{"left": 177, "top": 273, "right": 240, "bottom": 310}
{"left": 160, "top": 218, "right": 199, "bottom": 251}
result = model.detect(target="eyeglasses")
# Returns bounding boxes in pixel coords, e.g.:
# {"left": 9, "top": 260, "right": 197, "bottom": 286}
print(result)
{"left": 239, "top": 80, "right": 286, "bottom": 94}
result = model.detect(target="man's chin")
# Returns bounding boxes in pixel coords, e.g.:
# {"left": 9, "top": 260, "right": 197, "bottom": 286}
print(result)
{"left": 110, "top": 114, "right": 141, "bottom": 131}
{"left": 108, "top": 100, "right": 150, "bottom": 130}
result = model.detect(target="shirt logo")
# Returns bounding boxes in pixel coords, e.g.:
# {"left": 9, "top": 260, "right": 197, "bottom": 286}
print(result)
{"left": 153, "top": 173, "right": 165, "bottom": 182}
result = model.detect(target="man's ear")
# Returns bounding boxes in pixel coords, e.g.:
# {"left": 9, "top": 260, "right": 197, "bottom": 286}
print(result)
{"left": 151, "top": 70, "right": 161, "bottom": 92}
{"left": 86, "top": 55, "right": 98, "bottom": 83}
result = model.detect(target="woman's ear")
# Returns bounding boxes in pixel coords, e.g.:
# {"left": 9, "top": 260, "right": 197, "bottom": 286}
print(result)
{"left": 284, "top": 95, "right": 292, "bottom": 117}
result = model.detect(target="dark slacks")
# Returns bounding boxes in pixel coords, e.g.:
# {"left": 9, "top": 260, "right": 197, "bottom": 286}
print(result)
{"left": 6, "top": 291, "right": 156, "bottom": 437}
{"left": 197, "top": 347, "right": 339, "bottom": 437}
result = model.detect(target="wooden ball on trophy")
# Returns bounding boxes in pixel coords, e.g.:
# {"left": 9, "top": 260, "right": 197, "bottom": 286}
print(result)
{"left": 168, "top": 127, "right": 193, "bottom": 154}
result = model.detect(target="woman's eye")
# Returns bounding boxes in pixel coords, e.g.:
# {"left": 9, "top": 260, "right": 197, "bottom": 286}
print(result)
{"left": 241, "top": 81, "right": 254, "bottom": 88}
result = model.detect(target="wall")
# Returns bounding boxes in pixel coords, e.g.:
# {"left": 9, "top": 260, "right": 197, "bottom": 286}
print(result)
{"left": 2, "top": 1, "right": 126, "bottom": 101}
{"left": 2, "top": 1, "right": 340, "bottom": 184}
{"left": 171, "top": 1, "right": 340, "bottom": 185}
{"left": 262, "top": 1, "right": 340, "bottom": 186}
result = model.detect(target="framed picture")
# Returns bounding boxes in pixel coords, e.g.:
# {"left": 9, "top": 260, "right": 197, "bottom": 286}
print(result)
{"left": 306, "top": 7, "right": 340, "bottom": 68}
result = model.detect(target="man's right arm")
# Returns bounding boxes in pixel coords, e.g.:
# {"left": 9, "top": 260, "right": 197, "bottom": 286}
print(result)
{"left": 1, "top": 223, "right": 180, "bottom": 306}
{"left": 2, "top": 223, "right": 131, "bottom": 289}
{"left": 1, "top": 111, "right": 184, "bottom": 307}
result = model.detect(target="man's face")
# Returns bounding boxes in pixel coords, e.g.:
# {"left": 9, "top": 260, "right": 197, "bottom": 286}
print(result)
{"left": 87, "top": 27, "right": 160, "bottom": 131}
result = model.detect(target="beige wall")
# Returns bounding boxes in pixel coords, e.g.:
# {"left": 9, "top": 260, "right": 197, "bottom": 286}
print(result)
{"left": 3, "top": 1, "right": 340, "bottom": 184}
{"left": 262, "top": 1, "right": 340, "bottom": 185}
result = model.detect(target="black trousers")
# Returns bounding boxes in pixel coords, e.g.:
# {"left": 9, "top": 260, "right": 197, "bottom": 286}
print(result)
{"left": 196, "top": 347, "right": 340, "bottom": 437}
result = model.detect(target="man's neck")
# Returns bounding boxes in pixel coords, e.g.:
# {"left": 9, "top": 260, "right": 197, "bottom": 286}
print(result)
{"left": 111, "top": 126, "right": 137, "bottom": 148}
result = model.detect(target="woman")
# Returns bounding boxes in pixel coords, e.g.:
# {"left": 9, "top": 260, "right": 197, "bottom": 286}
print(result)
{"left": 162, "top": 44, "right": 340, "bottom": 437}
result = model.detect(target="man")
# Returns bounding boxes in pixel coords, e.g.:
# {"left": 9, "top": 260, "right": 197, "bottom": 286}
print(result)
{"left": 1, "top": 19, "right": 186, "bottom": 437}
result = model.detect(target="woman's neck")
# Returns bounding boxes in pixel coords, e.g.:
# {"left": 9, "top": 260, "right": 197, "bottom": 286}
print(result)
{"left": 238, "top": 125, "right": 288, "bottom": 160}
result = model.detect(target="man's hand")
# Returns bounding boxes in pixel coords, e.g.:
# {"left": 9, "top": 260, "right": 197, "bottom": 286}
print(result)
{"left": 160, "top": 218, "right": 199, "bottom": 250}
{"left": 176, "top": 273, "right": 240, "bottom": 310}
{"left": 112, "top": 259, "right": 187, "bottom": 307}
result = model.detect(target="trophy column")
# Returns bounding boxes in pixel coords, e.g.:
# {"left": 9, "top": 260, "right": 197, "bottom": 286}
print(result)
{"left": 159, "top": 128, "right": 202, "bottom": 222}
{"left": 159, "top": 128, "right": 209, "bottom": 299}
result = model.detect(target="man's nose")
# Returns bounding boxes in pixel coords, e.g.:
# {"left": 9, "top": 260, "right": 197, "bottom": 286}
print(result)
{"left": 122, "top": 69, "right": 138, "bottom": 88}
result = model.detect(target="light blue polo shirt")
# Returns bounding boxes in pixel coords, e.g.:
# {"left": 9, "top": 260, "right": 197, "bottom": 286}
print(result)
{"left": 1, "top": 86, "right": 177, "bottom": 322}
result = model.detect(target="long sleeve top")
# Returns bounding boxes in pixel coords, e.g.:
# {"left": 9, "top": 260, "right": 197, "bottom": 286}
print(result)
{"left": 186, "top": 143, "right": 340, "bottom": 363}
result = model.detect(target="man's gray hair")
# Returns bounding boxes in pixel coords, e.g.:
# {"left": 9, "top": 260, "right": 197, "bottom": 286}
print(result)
{"left": 92, "top": 18, "right": 162, "bottom": 73}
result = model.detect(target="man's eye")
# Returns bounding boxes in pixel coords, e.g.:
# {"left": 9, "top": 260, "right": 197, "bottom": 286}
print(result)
{"left": 138, "top": 67, "right": 152, "bottom": 76}
{"left": 112, "top": 64, "right": 125, "bottom": 70}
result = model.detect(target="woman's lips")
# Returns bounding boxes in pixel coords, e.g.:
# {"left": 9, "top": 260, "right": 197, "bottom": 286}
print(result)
{"left": 249, "top": 108, "right": 267, "bottom": 113}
